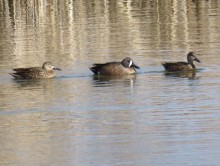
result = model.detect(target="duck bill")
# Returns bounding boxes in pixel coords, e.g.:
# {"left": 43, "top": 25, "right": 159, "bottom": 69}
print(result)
{"left": 54, "top": 67, "right": 61, "bottom": 71}
{"left": 194, "top": 57, "right": 201, "bottom": 63}
{"left": 131, "top": 63, "right": 140, "bottom": 69}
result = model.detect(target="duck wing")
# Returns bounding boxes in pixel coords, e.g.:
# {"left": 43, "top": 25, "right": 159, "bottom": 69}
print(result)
{"left": 10, "top": 67, "right": 44, "bottom": 79}
{"left": 162, "top": 61, "right": 188, "bottom": 72}
{"left": 90, "top": 62, "right": 119, "bottom": 74}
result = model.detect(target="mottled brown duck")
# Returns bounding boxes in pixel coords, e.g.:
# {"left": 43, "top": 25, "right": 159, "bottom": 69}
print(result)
{"left": 162, "top": 52, "right": 201, "bottom": 72}
{"left": 10, "top": 61, "right": 61, "bottom": 79}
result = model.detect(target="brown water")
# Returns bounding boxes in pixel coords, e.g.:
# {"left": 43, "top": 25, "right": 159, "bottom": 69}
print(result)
{"left": 1, "top": 0, "right": 220, "bottom": 165}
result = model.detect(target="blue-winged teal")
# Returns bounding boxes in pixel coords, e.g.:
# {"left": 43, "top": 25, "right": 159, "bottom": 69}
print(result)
{"left": 162, "top": 52, "right": 201, "bottom": 72}
{"left": 90, "top": 57, "right": 140, "bottom": 75}
{"left": 10, "top": 61, "right": 61, "bottom": 79}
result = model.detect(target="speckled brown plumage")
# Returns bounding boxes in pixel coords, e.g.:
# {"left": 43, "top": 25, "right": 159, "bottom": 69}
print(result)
{"left": 162, "top": 52, "right": 201, "bottom": 72}
{"left": 10, "top": 61, "right": 61, "bottom": 79}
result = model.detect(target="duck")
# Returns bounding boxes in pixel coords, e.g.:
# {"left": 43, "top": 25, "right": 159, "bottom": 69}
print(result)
{"left": 10, "top": 61, "right": 61, "bottom": 79}
{"left": 90, "top": 57, "right": 140, "bottom": 76}
{"left": 162, "top": 52, "right": 201, "bottom": 72}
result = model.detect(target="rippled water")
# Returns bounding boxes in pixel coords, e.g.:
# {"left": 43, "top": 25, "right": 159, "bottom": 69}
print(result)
{"left": 1, "top": 0, "right": 220, "bottom": 165}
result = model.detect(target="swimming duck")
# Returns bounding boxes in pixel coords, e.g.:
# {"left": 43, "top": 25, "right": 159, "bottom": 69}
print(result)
{"left": 90, "top": 57, "right": 140, "bottom": 75}
{"left": 162, "top": 52, "right": 201, "bottom": 72}
{"left": 10, "top": 61, "right": 61, "bottom": 79}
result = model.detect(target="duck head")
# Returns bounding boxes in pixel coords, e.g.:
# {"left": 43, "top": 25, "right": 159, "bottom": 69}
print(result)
{"left": 122, "top": 57, "right": 140, "bottom": 69}
{"left": 187, "top": 52, "right": 201, "bottom": 64}
{"left": 43, "top": 61, "right": 61, "bottom": 71}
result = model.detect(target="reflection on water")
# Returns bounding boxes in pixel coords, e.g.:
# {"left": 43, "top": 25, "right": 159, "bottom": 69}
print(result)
{"left": 164, "top": 71, "right": 198, "bottom": 79}
{"left": 0, "top": 0, "right": 220, "bottom": 166}
{"left": 0, "top": 0, "right": 220, "bottom": 67}
{"left": 92, "top": 74, "right": 136, "bottom": 87}
{"left": 0, "top": 79, "right": 60, "bottom": 112}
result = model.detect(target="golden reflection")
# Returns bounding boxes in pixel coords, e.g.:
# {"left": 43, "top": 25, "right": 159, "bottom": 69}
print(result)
{"left": 0, "top": 0, "right": 219, "bottom": 67}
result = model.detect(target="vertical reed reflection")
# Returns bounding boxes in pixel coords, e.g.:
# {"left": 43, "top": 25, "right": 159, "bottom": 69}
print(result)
{"left": 0, "top": 0, "right": 219, "bottom": 67}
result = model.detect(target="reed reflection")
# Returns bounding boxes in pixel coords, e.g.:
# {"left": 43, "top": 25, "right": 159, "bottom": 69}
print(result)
{"left": 0, "top": 0, "right": 219, "bottom": 68}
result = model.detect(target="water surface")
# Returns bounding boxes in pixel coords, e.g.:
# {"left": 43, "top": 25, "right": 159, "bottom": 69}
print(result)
{"left": 1, "top": 0, "right": 220, "bottom": 166}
